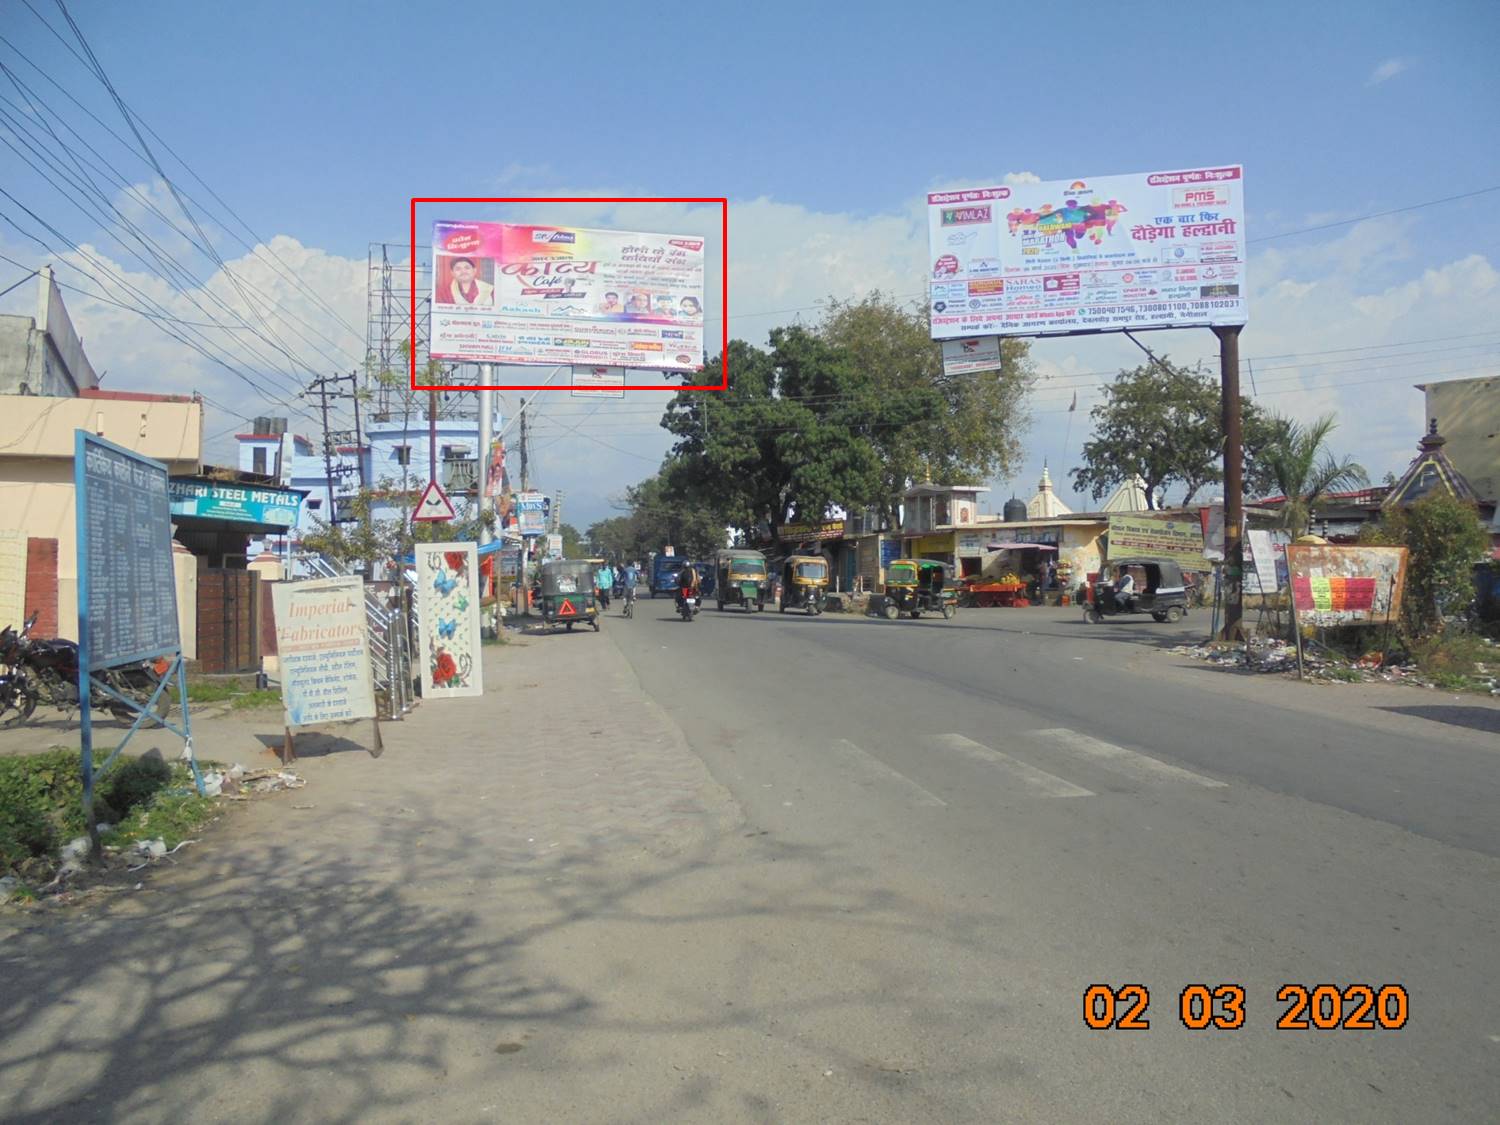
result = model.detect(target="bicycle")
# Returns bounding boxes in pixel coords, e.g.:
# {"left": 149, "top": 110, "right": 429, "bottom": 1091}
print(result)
{"left": 622, "top": 586, "right": 635, "bottom": 618}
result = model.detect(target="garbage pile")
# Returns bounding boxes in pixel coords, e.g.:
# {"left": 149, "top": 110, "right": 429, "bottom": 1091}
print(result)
{"left": 1168, "top": 639, "right": 1498, "bottom": 693}
{"left": 201, "top": 764, "right": 305, "bottom": 799}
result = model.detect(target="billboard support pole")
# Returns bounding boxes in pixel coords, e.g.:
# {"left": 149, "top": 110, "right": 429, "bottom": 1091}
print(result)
{"left": 428, "top": 390, "right": 438, "bottom": 487}
{"left": 1214, "top": 325, "right": 1244, "bottom": 641}
{"left": 478, "top": 371, "right": 493, "bottom": 544}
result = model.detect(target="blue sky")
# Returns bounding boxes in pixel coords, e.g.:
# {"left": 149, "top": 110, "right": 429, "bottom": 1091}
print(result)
{"left": 3, "top": 0, "right": 1498, "bottom": 525}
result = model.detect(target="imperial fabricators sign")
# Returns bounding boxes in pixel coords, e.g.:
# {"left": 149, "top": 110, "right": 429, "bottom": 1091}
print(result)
{"left": 169, "top": 479, "right": 303, "bottom": 527}
{"left": 271, "top": 577, "right": 376, "bottom": 728}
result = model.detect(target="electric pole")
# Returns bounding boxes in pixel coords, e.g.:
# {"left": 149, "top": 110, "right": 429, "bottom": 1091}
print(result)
{"left": 519, "top": 407, "right": 529, "bottom": 492}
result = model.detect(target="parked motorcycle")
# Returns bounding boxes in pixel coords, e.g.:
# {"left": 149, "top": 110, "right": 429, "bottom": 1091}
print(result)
{"left": 0, "top": 613, "right": 169, "bottom": 728}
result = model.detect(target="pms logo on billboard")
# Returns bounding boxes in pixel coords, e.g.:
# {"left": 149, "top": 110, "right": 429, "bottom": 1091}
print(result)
{"left": 532, "top": 230, "right": 577, "bottom": 244}
{"left": 1173, "top": 187, "right": 1231, "bottom": 208}
{"left": 941, "top": 206, "right": 992, "bottom": 226}
{"left": 669, "top": 239, "right": 704, "bottom": 252}
{"left": 442, "top": 231, "right": 482, "bottom": 254}
{"left": 932, "top": 254, "right": 961, "bottom": 277}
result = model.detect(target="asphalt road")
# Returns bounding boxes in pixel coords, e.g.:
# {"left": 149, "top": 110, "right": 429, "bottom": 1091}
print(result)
{"left": 612, "top": 594, "right": 1500, "bottom": 1122}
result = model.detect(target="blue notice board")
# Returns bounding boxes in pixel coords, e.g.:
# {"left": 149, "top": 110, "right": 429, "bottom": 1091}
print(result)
{"left": 880, "top": 538, "right": 901, "bottom": 567}
{"left": 75, "top": 432, "right": 180, "bottom": 670}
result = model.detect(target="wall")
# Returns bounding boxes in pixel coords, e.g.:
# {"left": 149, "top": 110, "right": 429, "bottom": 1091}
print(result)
{"left": 1425, "top": 377, "right": 1498, "bottom": 502}
{"left": 0, "top": 530, "right": 23, "bottom": 629}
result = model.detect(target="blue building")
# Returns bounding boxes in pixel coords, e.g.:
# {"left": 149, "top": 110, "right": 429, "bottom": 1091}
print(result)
{"left": 238, "top": 403, "right": 501, "bottom": 562}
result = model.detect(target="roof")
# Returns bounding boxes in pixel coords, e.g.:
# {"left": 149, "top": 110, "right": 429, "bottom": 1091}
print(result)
{"left": 1256, "top": 487, "right": 1389, "bottom": 507}
{"left": 903, "top": 482, "right": 989, "bottom": 497}
{"left": 80, "top": 387, "right": 197, "bottom": 404}
{"left": 1382, "top": 421, "right": 1477, "bottom": 509}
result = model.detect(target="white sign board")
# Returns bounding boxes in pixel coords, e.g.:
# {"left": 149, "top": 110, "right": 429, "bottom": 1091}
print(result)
{"left": 415, "top": 543, "right": 484, "bottom": 699}
{"left": 1244, "top": 529, "right": 1287, "bottom": 595}
{"left": 545, "top": 533, "right": 563, "bottom": 560}
{"left": 431, "top": 221, "right": 705, "bottom": 372}
{"left": 927, "top": 165, "right": 1246, "bottom": 339}
{"left": 572, "top": 366, "right": 627, "bottom": 398}
{"left": 413, "top": 480, "right": 456, "bottom": 522}
{"left": 272, "top": 576, "right": 376, "bottom": 728}
{"left": 940, "top": 336, "right": 1002, "bottom": 377}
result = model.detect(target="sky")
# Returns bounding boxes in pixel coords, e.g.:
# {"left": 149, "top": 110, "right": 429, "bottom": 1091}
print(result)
{"left": 2, "top": 0, "right": 1498, "bottom": 528}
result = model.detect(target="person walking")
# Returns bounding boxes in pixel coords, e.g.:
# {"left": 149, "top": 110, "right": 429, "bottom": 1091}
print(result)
{"left": 595, "top": 560, "right": 615, "bottom": 611}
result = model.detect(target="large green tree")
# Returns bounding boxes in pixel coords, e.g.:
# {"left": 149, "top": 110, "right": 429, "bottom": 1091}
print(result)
{"left": 1071, "top": 359, "right": 1275, "bottom": 509}
{"left": 658, "top": 293, "right": 1036, "bottom": 536}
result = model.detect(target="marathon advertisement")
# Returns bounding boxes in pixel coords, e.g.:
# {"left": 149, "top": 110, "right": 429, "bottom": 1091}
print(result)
{"left": 926, "top": 167, "right": 1247, "bottom": 339}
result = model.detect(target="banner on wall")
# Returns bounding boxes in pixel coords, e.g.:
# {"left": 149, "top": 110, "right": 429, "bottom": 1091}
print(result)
{"left": 1106, "top": 513, "right": 1207, "bottom": 567}
{"left": 927, "top": 165, "right": 1246, "bottom": 340}
{"left": 415, "top": 543, "right": 484, "bottom": 699}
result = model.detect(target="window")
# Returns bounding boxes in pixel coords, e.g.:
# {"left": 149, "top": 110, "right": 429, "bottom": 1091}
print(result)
{"left": 251, "top": 446, "right": 267, "bottom": 475}
{"left": 393, "top": 445, "right": 411, "bottom": 466}
{"left": 307, "top": 499, "right": 322, "bottom": 510}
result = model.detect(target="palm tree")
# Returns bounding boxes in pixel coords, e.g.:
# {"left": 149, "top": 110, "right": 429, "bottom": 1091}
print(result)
{"left": 1263, "top": 413, "right": 1369, "bottom": 533}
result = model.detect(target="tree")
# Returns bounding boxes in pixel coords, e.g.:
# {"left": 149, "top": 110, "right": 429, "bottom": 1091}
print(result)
{"left": 1259, "top": 413, "right": 1368, "bottom": 533}
{"left": 1361, "top": 494, "right": 1488, "bottom": 636}
{"left": 557, "top": 522, "right": 584, "bottom": 557}
{"left": 1071, "top": 360, "right": 1226, "bottom": 508}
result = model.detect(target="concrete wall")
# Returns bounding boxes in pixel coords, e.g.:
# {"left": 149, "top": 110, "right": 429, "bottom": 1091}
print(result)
{"left": 1425, "top": 377, "right": 1498, "bottom": 502}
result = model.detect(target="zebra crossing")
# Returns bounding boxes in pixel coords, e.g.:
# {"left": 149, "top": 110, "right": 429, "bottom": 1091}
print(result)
{"left": 831, "top": 728, "right": 1225, "bottom": 806}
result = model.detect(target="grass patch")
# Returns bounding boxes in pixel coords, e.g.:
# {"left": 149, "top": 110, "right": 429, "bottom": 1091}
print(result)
{"left": 229, "top": 689, "right": 282, "bottom": 710}
{"left": 1408, "top": 631, "right": 1495, "bottom": 694}
{"left": 1318, "top": 666, "right": 1364, "bottom": 683}
{"left": 187, "top": 677, "right": 281, "bottom": 709}
{"left": 0, "top": 749, "right": 219, "bottom": 874}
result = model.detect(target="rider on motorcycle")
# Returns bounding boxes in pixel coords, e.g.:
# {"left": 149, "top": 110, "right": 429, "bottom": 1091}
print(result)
{"left": 676, "top": 562, "right": 700, "bottom": 609}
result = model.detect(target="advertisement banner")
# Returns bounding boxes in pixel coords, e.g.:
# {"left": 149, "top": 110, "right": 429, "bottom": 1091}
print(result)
{"left": 271, "top": 576, "right": 376, "bottom": 728}
{"left": 1106, "top": 513, "right": 1207, "bottom": 566}
{"left": 415, "top": 543, "right": 484, "bottom": 699}
{"left": 927, "top": 166, "right": 1246, "bottom": 339}
{"left": 515, "top": 491, "right": 548, "bottom": 536}
{"left": 430, "top": 221, "right": 705, "bottom": 372}
{"left": 1286, "top": 545, "right": 1407, "bottom": 627}
{"left": 940, "top": 336, "right": 1002, "bottom": 377}
{"left": 169, "top": 479, "right": 302, "bottom": 528}
{"left": 572, "top": 365, "right": 627, "bottom": 398}
{"left": 1244, "top": 529, "right": 1288, "bottom": 595}
{"left": 778, "top": 519, "right": 845, "bottom": 542}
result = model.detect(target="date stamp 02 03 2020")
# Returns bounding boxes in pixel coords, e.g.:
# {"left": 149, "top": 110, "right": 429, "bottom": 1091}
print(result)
{"left": 1083, "top": 984, "right": 1410, "bottom": 1032}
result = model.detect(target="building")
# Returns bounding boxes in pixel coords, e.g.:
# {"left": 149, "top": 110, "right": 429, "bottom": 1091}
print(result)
{"left": 0, "top": 266, "right": 100, "bottom": 397}
{"left": 1417, "top": 376, "right": 1497, "bottom": 504}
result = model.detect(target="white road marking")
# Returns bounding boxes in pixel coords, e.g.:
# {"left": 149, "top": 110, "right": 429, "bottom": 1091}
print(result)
{"left": 932, "top": 733, "right": 1094, "bottom": 799}
{"left": 1028, "top": 728, "right": 1227, "bottom": 788}
{"left": 833, "top": 740, "right": 947, "bottom": 807}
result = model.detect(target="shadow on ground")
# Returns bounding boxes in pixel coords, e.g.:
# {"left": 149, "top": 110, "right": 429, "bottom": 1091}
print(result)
{"left": 0, "top": 799, "right": 1015, "bottom": 1123}
{"left": 1378, "top": 704, "right": 1500, "bottom": 734}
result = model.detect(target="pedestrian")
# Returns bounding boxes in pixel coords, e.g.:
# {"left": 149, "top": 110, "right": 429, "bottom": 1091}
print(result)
{"left": 595, "top": 559, "right": 614, "bottom": 610}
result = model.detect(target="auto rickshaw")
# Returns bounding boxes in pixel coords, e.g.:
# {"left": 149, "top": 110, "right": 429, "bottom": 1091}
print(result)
{"left": 537, "top": 558, "right": 600, "bottom": 632}
{"left": 1084, "top": 558, "right": 1189, "bottom": 624}
{"left": 714, "top": 548, "right": 770, "bottom": 612}
{"left": 882, "top": 558, "right": 957, "bottom": 620}
{"left": 778, "top": 554, "right": 829, "bottom": 615}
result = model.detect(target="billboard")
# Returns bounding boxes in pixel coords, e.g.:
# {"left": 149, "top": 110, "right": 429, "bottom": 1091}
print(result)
{"left": 572, "top": 366, "right": 627, "bottom": 398}
{"left": 927, "top": 166, "right": 1246, "bottom": 339}
{"left": 514, "top": 491, "right": 548, "bottom": 536}
{"left": 1286, "top": 545, "right": 1407, "bottom": 627}
{"left": 940, "top": 336, "right": 1002, "bottom": 376}
{"left": 430, "top": 220, "right": 705, "bottom": 372}
{"left": 1106, "top": 513, "right": 1208, "bottom": 567}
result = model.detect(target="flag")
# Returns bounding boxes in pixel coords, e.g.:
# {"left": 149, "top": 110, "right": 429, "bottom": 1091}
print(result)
{"left": 1069, "top": 391, "right": 1077, "bottom": 412}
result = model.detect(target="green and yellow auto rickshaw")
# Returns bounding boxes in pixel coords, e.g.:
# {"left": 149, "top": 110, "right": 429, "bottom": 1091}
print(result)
{"left": 778, "top": 554, "right": 829, "bottom": 615}
{"left": 537, "top": 558, "right": 600, "bottom": 632}
{"left": 882, "top": 558, "right": 958, "bottom": 620}
{"left": 714, "top": 548, "right": 770, "bottom": 612}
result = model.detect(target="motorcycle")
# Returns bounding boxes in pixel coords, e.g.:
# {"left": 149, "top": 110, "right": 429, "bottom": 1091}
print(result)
{"left": 676, "top": 591, "right": 700, "bottom": 622}
{"left": 0, "top": 612, "right": 169, "bottom": 727}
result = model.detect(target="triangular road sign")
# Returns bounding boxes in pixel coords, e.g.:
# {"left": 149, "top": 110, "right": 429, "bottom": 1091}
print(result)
{"left": 412, "top": 480, "right": 456, "bottom": 522}
{"left": 558, "top": 599, "right": 577, "bottom": 617}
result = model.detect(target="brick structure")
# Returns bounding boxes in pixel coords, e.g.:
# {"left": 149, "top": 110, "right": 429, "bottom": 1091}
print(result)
{"left": 23, "top": 537, "right": 58, "bottom": 638}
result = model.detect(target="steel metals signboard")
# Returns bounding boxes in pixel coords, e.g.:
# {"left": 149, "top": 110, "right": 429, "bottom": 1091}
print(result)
{"left": 168, "top": 479, "right": 302, "bottom": 527}
{"left": 430, "top": 221, "right": 706, "bottom": 372}
{"left": 927, "top": 166, "right": 1247, "bottom": 339}
{"left": 75, "top": 432, "right": 179, "bottom": 669}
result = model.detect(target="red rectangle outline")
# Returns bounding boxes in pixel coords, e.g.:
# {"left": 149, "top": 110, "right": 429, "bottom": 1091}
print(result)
{"left": 410, "top": 197, "right": 728, "bottom": 392}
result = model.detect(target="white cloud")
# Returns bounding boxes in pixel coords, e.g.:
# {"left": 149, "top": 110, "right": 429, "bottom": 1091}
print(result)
{"left": 1367, "top": 57, "right": 1412, "bottom": 85}
{"left": 1004, "top": 171, "right": 1042, "bottom": 186}
{"left": 7, "top": 184, "right": 1497, "bottom": 526}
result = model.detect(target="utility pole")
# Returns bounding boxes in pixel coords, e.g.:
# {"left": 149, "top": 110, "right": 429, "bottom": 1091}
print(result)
{"left": 519, "top": 407, "right": 529, "bottom": 492}
{"left": 551, "top": 489, "right": 563, "bottom": 533}
{"left": 478, "top": 367, "right": 493, "bottom": 545}
{"left": 1215, "top": 325, "right": 1245, "bottom": 641}
{"left": 428, "top": 389, "right": 439, "bottom": 487}
{"left": 347, "top": 370, "right": 366, "bottom": 489}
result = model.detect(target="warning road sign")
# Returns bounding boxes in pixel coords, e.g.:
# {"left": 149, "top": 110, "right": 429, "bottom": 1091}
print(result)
{"left": 558, "top": 599, "right": 577, "bottom": 617}
{"left": 413, "top": 480, "right": 456, "bottom": 522}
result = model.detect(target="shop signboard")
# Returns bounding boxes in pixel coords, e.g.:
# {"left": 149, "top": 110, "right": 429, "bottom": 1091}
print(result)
{"left": 1244, "top": 529, "right": 1287, "bottom": 595}
{"left": 430, "top": 220, "right": 706, "bottom": 372}
{"left": 879, "top": 538, "right": 901, "bottom": 568}
{"left": 169, "top": 479, "right": 302, "bottom": 528}
{"left": 572, "top": 366, "right": 627, "bottom": 398}
{"left": 1286, "top": 544, "right": 1407, "bottom": 627}
{"left": 779, "top": 519, "right": 845, "bottom": 542}
{"left": 515, "top": 491, "right": 548, "bottom": 536}
{"left": 957, "top": 532, "right": 986, "bottom": 557}
{"left": 271, "top": 576, "right": 376, "bottom": 728}
{"left": 927, "top": 165, "right": 1246, "bottom": 340}
{"left": 415, "top": 543, "right": 484, "bottom": 699}
{"left": 1106, "top": 513, "right": 1207, "bottom": 567}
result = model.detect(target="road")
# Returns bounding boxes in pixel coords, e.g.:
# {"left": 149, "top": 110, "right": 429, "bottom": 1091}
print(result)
{"left": 612, "top": 594, "right": 1500, "bottom": 1122}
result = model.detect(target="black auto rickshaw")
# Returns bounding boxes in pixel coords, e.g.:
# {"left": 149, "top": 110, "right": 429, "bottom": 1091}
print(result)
{"left": 1084, "top": 558, "right": 1189, "bottom": 624}
{"left": 537, "top": 558, "right": 600, "bottom": 632}
{"left": 778, "top": 554, "right": 829, "bottom": 615}
{"left": 714, "top": 549, "right": 770, "bottom": 612}
{"left": 882, "top": 558, "right": 957, "bottom": 620}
